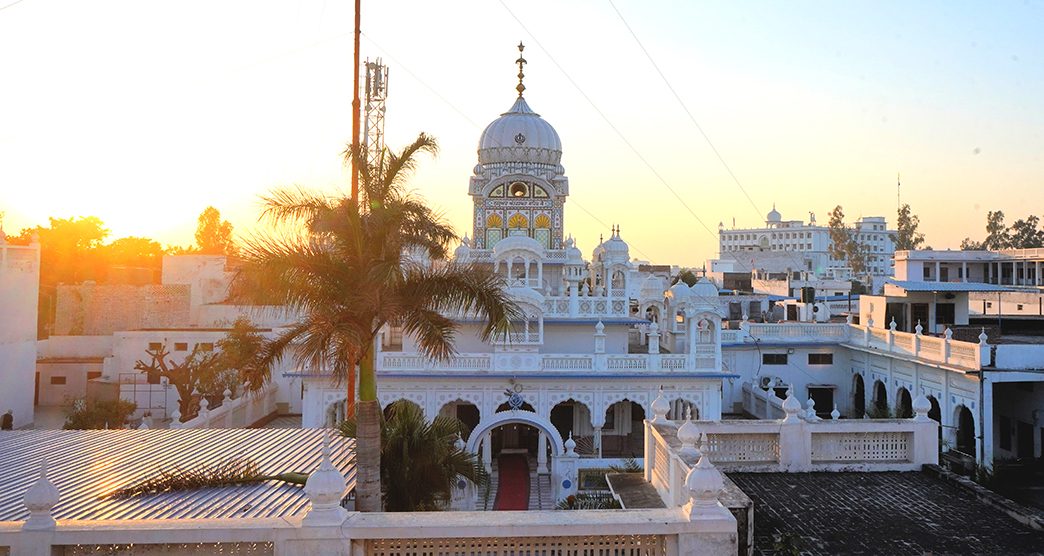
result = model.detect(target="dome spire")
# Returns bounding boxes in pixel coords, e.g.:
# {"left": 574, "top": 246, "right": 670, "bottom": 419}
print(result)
{"left": 515, "top": 41, "right": 527, "bottom": 97}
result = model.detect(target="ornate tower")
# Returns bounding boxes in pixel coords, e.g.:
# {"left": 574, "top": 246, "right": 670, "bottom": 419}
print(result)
{"left": 469, "top": 43, "right": 569, "bottom": 250}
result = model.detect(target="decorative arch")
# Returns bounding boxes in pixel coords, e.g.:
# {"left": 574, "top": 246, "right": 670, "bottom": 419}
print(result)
{"left": 851, "top": 373, "right": 866, "bottom": 418}
{"left": 871, "top": 380, "right": 888, "bottom": 416}
{"left": 600, "top": 392, "right": 651, "bottom": 418}
{"left": 895, "top": 387, "right": 913, "bottom": 419}
{"left": 534, "top": 213, "right": 551, "bottom": 228}
{"left": 508, "top": 213, "right": 528, "bottom": 229}
{"left": 486, "top": 213, "right": 504, "bottom": 228}
{"left": 465, "top": 410, "right": 565, "bottom": 457}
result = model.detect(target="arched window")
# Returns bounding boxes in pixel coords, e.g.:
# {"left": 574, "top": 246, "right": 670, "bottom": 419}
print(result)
{"left": 486, "top": 213, "right": 504, "bottom": 228}
{"left": 534, "top": 213, "right": 551, "bottom": 248}
{"left": 489, "top": 184, "right": 505, "bottom": 197}
{"left": 533, "top": 185, "right": 549, "bottom": 198}
{"left": 508, "top": 213, "right": 528, "bottom": 229}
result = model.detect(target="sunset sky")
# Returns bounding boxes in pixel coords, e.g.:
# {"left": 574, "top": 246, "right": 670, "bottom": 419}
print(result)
{"left": 2, "top": 0, "right": 1042, "bottom": 266}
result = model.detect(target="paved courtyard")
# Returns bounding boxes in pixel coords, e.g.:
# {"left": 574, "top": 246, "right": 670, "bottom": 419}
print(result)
{"left": 729, "top": 471, "right": 1044, "bottom": 555}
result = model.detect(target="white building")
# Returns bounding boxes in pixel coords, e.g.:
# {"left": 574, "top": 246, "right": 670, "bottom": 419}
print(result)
{"left": 0, "top": 237, "right": 40, "bottom": 429}
{"left": 718, "top": 208, "right": 895, "bottom": 288}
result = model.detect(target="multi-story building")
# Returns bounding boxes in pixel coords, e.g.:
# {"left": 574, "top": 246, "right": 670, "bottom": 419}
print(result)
{"left": 718, "top": 208, "right": 895, "bottom": 288}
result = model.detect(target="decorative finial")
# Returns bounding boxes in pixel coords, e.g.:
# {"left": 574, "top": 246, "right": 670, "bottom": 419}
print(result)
{"left": 515, "top": 42, "right": 527, "bottom": 97}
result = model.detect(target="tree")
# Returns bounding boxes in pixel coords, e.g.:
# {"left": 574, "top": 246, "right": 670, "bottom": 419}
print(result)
{"left": 103, "top": 236, "right": 164, "bottom": 281}
{"left": 826, "top": 206, "right": 850, "bottom": 262}
{"left": 214, "top": 317, "right": 267, "bottom": 392}
{"left": 134, "top": 344, "right": 221, "bottom": 420}
{"left": 229, "top": 133, "right": 519, "bottom": 512}
{"left": 339, "top": 400, "right": 485, "bottom": 511}
{"left": 1008, "top": 215, "right": 1044, "bottom": 249}
{"left": 673, "top": 269, "right": 698, "bottom": 287}
{"left": 194, "top": 206, "right": 237, "bottom": 256}
{"left": 983, "top": 211, "right": 1010, "bottom": 250}
{"left": 63, "top": 398, "right": 137, "bottom": 430}
{"left": 826, "top": 205, "right": 869, "bottom": 278}
{"left": 891, "top": 204, "right": 925, "bottom": 251}
{"left": 960, "top": 237, "right": 984, "bottom": 250}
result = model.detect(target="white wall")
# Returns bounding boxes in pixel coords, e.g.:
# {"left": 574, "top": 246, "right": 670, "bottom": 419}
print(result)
{"left": 0, "top": 243, "right": 40, "bottom": 427}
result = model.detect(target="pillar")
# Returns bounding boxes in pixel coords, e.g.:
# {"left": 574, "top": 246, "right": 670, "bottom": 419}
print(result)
{"left": 537, "top": 431, "right": 548, "bottom": 472}
{"left": 962, "top": 261, "right": 968, "bottom": 282}
{"left": 935, "top": 261, "right": 941, "bottom": 282}
{"left": 594, "top": 426, "right": 603, "bottom": 458}
{"left": 482, "top": 431, "right": 493, "bottom": 473}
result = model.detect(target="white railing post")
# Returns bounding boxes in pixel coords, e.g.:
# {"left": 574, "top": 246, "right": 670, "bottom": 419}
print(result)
{"left": 677, "top": 451, "right": 738, "bottom": 555}
{"left": 913, "top": 321, "right": 923, "bottom": 356}
{"left": 887, "top": 318, "right": 897, "bottom": 352}
{"left": 289, "top": 432, "right": 351, "bottom": 555}
{"left": 198, "top": 397, "right": 210, "bottom": 429}
{"left": 863, "top": 318, "right": 872, "bottom": 347}
{"left": 648, "top": 321, "right": 661, "bottom": 370}
{"left": 911, "top": 393, "right": 939, "bottom": 465}
{"left": 778, "top": 389, "right": 808, "bottom": 471}
{"left": 979, "top": 327, "right": 990, "bottom": 366}
{"left": 169, "top": 408, "right": 183, "bottom": 429}
{"left": 943, "top": 328, "right": 953, "bottom": 365}
{"left": 593, "top": 321, "right": 607, "bottom": 371}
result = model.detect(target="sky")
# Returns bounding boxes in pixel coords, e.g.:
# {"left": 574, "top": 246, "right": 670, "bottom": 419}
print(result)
{"left": 1, "top": 0, "right": 1043, "bottom": 266}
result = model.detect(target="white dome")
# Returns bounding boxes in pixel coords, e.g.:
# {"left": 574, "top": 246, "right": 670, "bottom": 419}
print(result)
{"left": 690, "top": 278, "right": 719, "bottom": 301}
{"left": 478, "top": 97, "right": 562, "bottom": 166}
{"left": 766, "top": 204, "right": 781, "bottom": 223}
{"left": 492, "top": 232, "right": 545, "bottom": 260}
{"left": 564, "top": 236, "right": 583, "bottom": 264}
{"left": 667, "top": 282, "right": 692, "bottom": 303}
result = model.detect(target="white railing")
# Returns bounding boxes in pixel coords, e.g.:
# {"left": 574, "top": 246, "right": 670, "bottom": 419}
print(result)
{"left": 543, "top": 296, "right": 629, "bottom": 318}
{"left": 0, "top": 498, "right": 737, "bottom": 556}
{"left": 645, "top": 401, "right": 938, "bottom": 497}
{"left": 378, "top": 352, "right": 713, "bottom": 373}
{"left": 172, "top": 385, "right": 279, "bottom": 429}
{"left": 844, "top": 324, "right": 986, "bottom": 370}
{"left": 740, "top": 382, "right": 787, "bottom": 420}
{"left": 721, "top": 322, "right": 850, "bottom": 345}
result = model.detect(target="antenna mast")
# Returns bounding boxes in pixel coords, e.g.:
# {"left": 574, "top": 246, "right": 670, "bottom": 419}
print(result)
{"left": 363, "top": 58, "right": 389, "bottom": 173}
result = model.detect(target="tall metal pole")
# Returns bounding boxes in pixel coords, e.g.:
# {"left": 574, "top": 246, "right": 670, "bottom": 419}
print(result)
{"left": 347, "top": 0, "right": 361, "bottom": 420}
{"left": 351, "top": 0, "right": 361, "bottom": 201}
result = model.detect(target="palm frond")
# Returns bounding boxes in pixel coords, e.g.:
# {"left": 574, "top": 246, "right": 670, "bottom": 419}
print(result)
{"left": 107, "top": 458, "right": 308, "bottom": 499}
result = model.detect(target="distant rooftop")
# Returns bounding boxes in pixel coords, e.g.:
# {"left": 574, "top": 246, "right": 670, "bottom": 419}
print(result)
{"left": 0, "top": 429, "right": 354, "bottom": 521}
{"left": 885, "top": 279, "right": 1016, "bottom": 293}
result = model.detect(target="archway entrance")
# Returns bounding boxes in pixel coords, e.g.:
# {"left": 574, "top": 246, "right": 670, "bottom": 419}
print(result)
{"left": 871, "top": 380, "right": 888, "bottom": 417}
{"left": 927, "top": 396, "right": 942, "bottom": 443}
{"left": 852, "top": 374, "right": 865, "bottom": 418}
{"left": 896, "top": 388, "right": 913, "bottom": 419}
{"left": 956, "top": 405, "right": 976, "bottom": 457}
{"left": 439, "top": 400, "right": 480, "bottom": 442}
{"left": 466, "top": 411, "right": 564, "bottom": 512}
{"left": 601, "top": 400, "right": 646, "bottom": 458}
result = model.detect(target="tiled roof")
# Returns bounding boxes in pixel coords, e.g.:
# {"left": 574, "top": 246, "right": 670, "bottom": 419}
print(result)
{"left": 0, "top": 428, "right": 354, "bottom": 521}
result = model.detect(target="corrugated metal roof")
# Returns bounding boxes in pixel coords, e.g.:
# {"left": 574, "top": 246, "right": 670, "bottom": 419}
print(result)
{"left": 0, "top": 428, "right": 355, "bottom": 521}
{"left": 885, "top": 280, "right": 1016, "bottom": 293}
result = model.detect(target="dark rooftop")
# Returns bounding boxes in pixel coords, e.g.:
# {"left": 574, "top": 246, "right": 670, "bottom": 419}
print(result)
{"left": 728, "top": 470, "right": 1044, "bottom": 555}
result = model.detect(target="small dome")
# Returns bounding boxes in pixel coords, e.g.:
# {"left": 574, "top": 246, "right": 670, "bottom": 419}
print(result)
{"left": 640, "top": 275, "right": 668, "bottom": 299}
{"left": 690, "top": 278, "right": 719, "bottom": 301}
{"left": 453, "top": 235, "right": 471, "bottom": 262}
{"left": 766, "top": 204, "right": 781, "bottom": 223}
{"left": 492, "top": 232, "right": 545, "bottom": 260}
{"left": 564, "top": 236, "right": 583, "bottom": 264}
{"left": 667, "top": 282, "right": 692, "bottom": 303}
{"left": 478, "top": 97, "right": 562, "bottom": 166}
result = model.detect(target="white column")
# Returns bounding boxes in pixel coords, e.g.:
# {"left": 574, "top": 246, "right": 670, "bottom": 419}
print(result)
{"left": 962, "top": 261, "right": 968, "bottom": 282}
{"left": 537, "top": 431, "right": 548, "bottom": 472}
{"left": 935, "top": 261, "right": 941, "bottom": 282}
{"left": 594, "top": 427, "right": 603, "bottom": 458}
{"left": 537, "top": 261, "right": 543, "bottom": 290}
{"left": 482, "top": 431, "right": 493, "bottom": 473}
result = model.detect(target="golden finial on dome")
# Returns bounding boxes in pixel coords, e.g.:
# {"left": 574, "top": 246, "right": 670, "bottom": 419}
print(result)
{"left": 515, "top": 41, "right": 527, "bottom": 97}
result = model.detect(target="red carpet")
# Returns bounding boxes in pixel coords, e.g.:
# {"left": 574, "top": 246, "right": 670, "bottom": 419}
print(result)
{"left": 492, "top": 454, "right": 530, "bottom": 511}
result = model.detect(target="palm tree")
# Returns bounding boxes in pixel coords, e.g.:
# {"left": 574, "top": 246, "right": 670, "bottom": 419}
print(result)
{"left": 230, "top": 133, "right": 519, "bottom": 512}
{"left": 340, "top": 400, "right": 485, "bottom": 511}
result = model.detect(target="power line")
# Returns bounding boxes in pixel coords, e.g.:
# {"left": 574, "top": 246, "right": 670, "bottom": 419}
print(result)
{"left": 497, "top": 0, "right": 719, "bottom": 240}
{"left": 0, "top": 0, "right": 28, "bottom": 12}
{"left": 607, "top": 0, "right": 763, "bottom": 220}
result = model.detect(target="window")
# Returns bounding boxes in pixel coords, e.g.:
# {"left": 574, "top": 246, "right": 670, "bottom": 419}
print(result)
{"left": 50, "top": 376, "right": 67, "bottom": 385}
{"left": 197, "top": 342, "right": 214, "bottom": 351}
{"left": 1017, "top": 304, "right": 1024, "bottom": 311}
{"left": 808, "top": 353, "right": 833, "bottom": 365}
{"left": 174, "top": 342, "right": 188, "bottom": 351}
{"left": 762, "top": 353, "right": 788, "bottom": 365}
{"left": 148, "top": 342, "right": 162, "bottom": 351}
{"left": 87, "top": 371, "right": 102, "bottom": 380}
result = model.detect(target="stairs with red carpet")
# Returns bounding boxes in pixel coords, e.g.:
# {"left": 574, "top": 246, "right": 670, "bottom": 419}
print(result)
{"left": 492, "top": 453, "right": 530, "bottom": 510}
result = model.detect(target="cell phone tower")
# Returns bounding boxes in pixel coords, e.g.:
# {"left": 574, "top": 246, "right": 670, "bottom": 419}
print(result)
{"left": 363, "top": 58, "right": 389, "bottom": 173}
